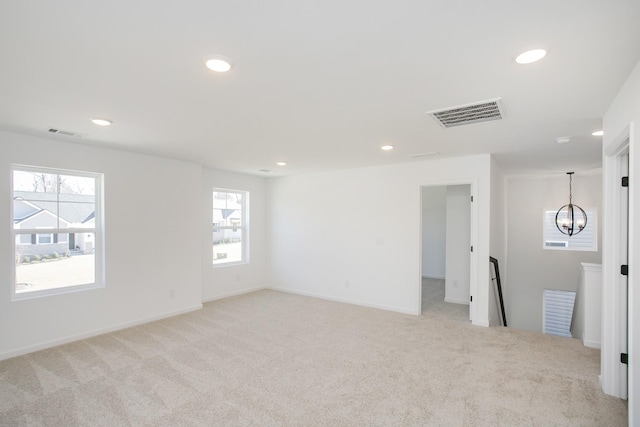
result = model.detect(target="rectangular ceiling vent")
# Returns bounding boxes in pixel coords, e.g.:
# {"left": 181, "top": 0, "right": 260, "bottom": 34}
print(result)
{"left": 48, "top": 128, "right": 85, "bottom": 138}
{"left": 427, "top": 98, "right": 504, "bottom": 128}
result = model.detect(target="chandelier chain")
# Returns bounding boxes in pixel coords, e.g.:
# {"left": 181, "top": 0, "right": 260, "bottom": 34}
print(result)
{"left": 569, "top": 173, "right": 572, "bottom": 204}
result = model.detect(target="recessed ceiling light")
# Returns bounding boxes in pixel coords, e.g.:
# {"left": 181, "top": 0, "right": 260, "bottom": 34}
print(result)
{"left": 205, "top": 56, "right": 233, "bottom": 72}
{"left": 556, "top": 136, "right": 571, "bottom": 144}
{"left": 91, "top": 118, "right": 112, "bottom": 126}
{"left": 592, "top": 130, "right": 604, "bottom": 136}
{"left": 381, "top": 145, "right": 394, "bottom": 151}
{"left": 276, "top": 161, "right": 287, "bottom": 166}
{"left": 515, "top": 49, "right": 547, "bottom": 64}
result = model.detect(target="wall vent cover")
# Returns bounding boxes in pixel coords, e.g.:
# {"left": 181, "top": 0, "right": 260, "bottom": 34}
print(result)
{"left": 48, "top": 128, "right": 85, "bottom": 138}
{"left": 427, "top": 98, "right": 504, "bottom": 128}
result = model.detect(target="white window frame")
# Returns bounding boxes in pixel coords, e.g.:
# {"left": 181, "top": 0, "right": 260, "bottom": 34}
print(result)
{"left": 212, "top": 188, "right": 248, "bottom": 267}
{"left": 11, "top": 165, "right": 104, "bottom": 300}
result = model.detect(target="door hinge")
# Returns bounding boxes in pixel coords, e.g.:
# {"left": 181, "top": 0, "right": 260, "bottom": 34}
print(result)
{"left": 622, "top": 176, "right": 629, "bottom": 187}
{"left": 470, "top": 246, "right": 473, "bottom": 252}
{"left": 470, "top": 195, "right": 474, "bottom": 202}
{"left": 621, "top": 265, "right": 629, "bottom": 276}
{"left": 470, "top": 295, "right": 473, "bottom": 302}
{"left": 621, "top": 353, "right": 628, "bottom": 364}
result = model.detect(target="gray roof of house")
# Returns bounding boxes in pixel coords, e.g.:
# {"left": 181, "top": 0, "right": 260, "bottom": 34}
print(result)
{"left": 13, "top": 191, "right": 95, "bottom": 224}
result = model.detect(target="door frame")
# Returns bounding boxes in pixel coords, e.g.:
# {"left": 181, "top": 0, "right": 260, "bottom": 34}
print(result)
{"left": 418, "top": 180, "right": 477, "bottom": 323}
{"left": 602, "top": 125, "right": 630, "bottom": 401}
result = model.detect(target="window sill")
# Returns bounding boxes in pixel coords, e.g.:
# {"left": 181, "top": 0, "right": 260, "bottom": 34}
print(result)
{"left": 212, "top": 260, "right": 248, "bottom": 269}
{"left": 12, "top": 282, "right": 104, "bottom": 301}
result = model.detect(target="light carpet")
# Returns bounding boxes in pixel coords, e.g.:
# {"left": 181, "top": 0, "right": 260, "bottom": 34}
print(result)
{"left": 0, "top": 289, "right": 627, "bottom": 426}
{"left": 421, "top": 277, "right": 469, "bottom": 322}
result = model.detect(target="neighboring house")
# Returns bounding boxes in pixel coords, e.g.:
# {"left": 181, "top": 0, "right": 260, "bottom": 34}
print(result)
{"left": 212, "top": 204, "right": 243, "bottom": 244}
{"left": 13, "top": 191, "right": 95, "bottom": 258}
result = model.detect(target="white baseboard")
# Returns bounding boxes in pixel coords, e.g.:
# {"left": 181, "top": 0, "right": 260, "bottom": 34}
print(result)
{"left": 202, "top": 286, "right": 266, "bottom": 303}
{"left": 473, "top": 319, "right": 490, "bottom": 327}
{"left": 583, "top": 339, "right": 601, "bottom": 349}
{"left": 599, "top": 374, "right": 603, "bottom": 390}
{"left": 0, "top": 303, "right": 203, "bottom": 362}
{"left": 445, "top": 297, "right": 470, "bottom": 305}
{"left": 266, "top": 286, "right": 418, "bottom": 315}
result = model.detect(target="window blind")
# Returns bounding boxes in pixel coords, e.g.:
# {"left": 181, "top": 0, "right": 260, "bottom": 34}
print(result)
{"left": 543, "top": 289, "right": 576, "bottom": 338}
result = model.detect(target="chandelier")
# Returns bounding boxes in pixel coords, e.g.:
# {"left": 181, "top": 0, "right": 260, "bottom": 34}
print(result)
{"left": 555, "top": 172, "right": 587, "bottom": 236}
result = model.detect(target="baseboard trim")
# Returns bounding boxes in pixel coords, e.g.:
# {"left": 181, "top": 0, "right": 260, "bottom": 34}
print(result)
{"left": 472, "top": 319, "right": 490, "bottom": 327}
{"left": 0, "top": 303, "right": 203, "bottom": 362}
{"left": 266, "top": 286, "right": 417, "bottom": 315}
{"left": 202, "top": 286, "right": 266, "bottom": 303}
{"left": 583, "top": 339, "right": 601, "bottom": 349}
{"left": 599, "top": 374, "right": 603, "bottom": 390}
{"left": 422, "top": 275, "right": 445, "bottom": 280}
{"left": 444, "top": 297, "right": 470, "bottom": 305}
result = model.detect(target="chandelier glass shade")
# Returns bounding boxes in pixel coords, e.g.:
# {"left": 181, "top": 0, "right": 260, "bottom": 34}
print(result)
{"left": 555, "top": 172, "right": 587, "bottom": 236}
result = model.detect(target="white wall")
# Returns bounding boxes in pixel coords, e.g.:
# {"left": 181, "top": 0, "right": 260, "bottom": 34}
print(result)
{"left": 505, "top": 173, "right": 602, "bottom": 333}
{"left": 602, "top": 58, "right": 640, "bottom": 417}
{"left": 201, "top": 169, "right": 268, "bottom": 301}
{"left": 421, "top": 186, "right": 446, "bottom": 279}
{"left": 444, "top": 185, "right": 470, "bottom": 305}
{"left": 572, "top": 263, "right": 602, "bottom": 349}
{"left": 267, "top": 154, "right": 492, "bottom": 325}
{"left": 0, "top": 131, "right": 202, "bottom": 360}
{"left": 489, "top": 157, "right": 506, "bottom": 326}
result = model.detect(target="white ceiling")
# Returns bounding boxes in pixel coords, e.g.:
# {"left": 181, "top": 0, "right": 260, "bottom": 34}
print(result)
{"left": 1, "top": 0, "right": 639, "bottom": 177}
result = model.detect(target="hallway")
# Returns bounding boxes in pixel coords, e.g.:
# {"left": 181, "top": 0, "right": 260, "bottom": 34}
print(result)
{"left": 421, "top": 277, "right": 469, "bottom": 322}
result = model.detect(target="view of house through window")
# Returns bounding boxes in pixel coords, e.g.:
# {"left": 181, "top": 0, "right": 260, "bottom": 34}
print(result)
{"left": 213, "top": 189, "right": 247, "bottom": 265}
{"left": 12, "top": 166, "right": 103, "bottom": 297}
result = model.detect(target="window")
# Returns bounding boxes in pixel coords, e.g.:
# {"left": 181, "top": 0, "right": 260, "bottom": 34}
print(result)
{"left": 37, "top": 232, "right": 53, "bottom": 244}
{"left": 213, "top": 189, "right": 248, "bottom": 266}
{"left": 543, "top": 289, "right": 576, "bottom": 337}
{"left": 543, "top": 208, "right": 597, "bottom": 251}
{"left": 11, "top": 165, "right": 103, "bottom": 298}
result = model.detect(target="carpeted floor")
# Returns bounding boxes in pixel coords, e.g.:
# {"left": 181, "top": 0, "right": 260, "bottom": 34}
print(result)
{"left": 421, "top": 277, "right": 469, "bottom": 321}
{"left": 0, "top": 289, "right": 627, "bottom": 426}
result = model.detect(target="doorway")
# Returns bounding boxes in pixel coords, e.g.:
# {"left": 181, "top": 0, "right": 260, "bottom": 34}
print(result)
{"left": 420, "top": 184, "right": 472, "bottom": 320}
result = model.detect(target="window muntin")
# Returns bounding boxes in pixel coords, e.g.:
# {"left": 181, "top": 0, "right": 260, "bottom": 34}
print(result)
{"left": 11, "top": 166, "right": 103, "bottom": 298}
{"left": 213, "top": 189, "right": 248, "bottom": 266}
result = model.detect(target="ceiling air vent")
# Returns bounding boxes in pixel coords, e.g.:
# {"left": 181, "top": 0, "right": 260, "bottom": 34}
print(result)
{"left": 427, "top": 98, "right": 504, "bottom": 128}
{"left": 48, "top": 128, "right": 85, "bottom": 138}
